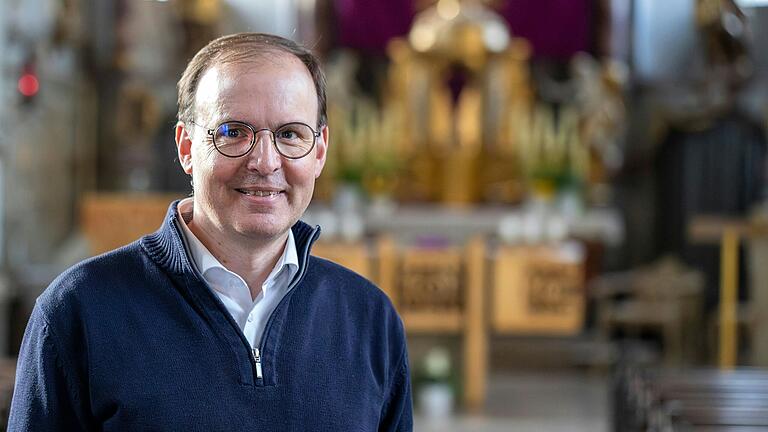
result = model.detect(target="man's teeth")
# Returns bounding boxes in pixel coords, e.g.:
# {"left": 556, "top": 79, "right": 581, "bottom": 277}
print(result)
{"left": 241, "top": 190, "right": 280, "bottom": 197}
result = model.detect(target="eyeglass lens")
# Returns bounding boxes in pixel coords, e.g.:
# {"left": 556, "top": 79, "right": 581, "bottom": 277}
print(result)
{"left": 213, "top": 121, "right": 315, "bottom": 158}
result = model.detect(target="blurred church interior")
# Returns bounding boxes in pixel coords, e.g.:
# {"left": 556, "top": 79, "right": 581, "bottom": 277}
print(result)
{"left": 3, "top": 0, "right": 768, "bottom": 430}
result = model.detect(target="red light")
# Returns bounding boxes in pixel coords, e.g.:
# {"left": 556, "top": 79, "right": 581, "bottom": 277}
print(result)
{"left": 18, "top": 73, "right": 39, "bottom": 97}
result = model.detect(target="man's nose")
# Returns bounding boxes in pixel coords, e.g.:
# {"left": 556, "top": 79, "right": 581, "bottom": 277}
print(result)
{"left": 246, "top": 130, "right": 281, "bottom": 174}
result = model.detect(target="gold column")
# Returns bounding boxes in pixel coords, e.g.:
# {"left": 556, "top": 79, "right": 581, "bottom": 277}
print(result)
{"left": 719, "top": 228, "right": 739, "bottom": 369}
{"left": 463, "top": 236, "right": 487, "bottom": 411}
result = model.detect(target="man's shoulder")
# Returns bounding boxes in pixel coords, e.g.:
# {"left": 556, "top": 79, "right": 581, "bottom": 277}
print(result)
{"left": 36, "top": 241, "right": 149, "bottom": 318}
{"left": 305, "top": 254, "right": 402, "bottom": 322}
{"left": 307, "top": 255, "right": 385, "bottom": 296}
{"left": 307, "top": 254, "right": 371, "bottom": 280}
{"left": 54, "top": 240, "right": 146, "bottom": 285}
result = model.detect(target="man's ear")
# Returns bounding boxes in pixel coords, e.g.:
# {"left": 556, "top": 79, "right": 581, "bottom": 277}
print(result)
{"left": 314, "top": 124, "right": 329, "bottom": 179}
{"left": 175, "top": 121, "right": 194, "bottom": 175}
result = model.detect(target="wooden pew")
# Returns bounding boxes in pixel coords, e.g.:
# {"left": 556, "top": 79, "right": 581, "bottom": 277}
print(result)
{"left": 614, "top": 366, "right": 768, "bottom": 431}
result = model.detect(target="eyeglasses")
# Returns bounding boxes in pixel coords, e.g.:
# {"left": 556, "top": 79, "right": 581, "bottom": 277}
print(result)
{"left": 190, "top": 120, "right": 321, "bottom": 159}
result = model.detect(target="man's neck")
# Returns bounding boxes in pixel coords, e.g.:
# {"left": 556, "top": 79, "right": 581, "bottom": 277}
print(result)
{"left": 187, "top": 216, "right": 288, "bottom": 300}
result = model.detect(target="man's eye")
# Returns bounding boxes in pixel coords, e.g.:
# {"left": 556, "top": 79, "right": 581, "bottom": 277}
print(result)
{"left": 278, "top": 130, "right": 298, "bottom": 140}
{"left": 217, "top": 124, "right": 249, "bottom": 140}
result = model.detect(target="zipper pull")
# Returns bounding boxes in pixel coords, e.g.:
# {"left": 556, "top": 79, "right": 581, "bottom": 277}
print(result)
{"left": 252, "top": 348, "right": 263, "bottom": 379}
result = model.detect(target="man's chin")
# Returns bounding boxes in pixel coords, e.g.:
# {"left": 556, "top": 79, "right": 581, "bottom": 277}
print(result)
{"left": 232, "top": 222, "right": 290, "bottom": 242}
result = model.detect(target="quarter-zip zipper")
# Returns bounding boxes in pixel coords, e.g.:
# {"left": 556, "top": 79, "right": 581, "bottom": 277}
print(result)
{"left": 174, "top": 214, "right": 320, "bottom": 385}
{"left": 252, "top": 226, "right": 320, "bottom": 383}
{"left": 252, "top": 348, "right": 263, "bottom": 379}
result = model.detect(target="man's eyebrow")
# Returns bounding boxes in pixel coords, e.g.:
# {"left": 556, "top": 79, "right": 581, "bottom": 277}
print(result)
{"left": 227, "top": 119, "right": 315, "bottom": 128}
{"left": 271, "top": 119, "right": 314, "bottom": 127}
{"left": 209, "top": 109, "right": 233, "bottom": 124}
{"left": 203, "top": 108, "right": 315, "bottom": 128}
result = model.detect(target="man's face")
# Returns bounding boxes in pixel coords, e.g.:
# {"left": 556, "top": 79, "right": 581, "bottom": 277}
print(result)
{"left": 175, "top": 54, "right": 328, "bottom": 244}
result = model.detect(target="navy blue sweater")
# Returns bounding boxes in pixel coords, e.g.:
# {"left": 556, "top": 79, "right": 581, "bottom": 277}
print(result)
{"left": 9, "top": 202, "right": 412, "bottom": 431}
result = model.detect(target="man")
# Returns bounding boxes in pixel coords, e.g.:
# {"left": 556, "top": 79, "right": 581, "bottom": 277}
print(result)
{"left": 9, "top": 33, "right": 412, "bottom": 431}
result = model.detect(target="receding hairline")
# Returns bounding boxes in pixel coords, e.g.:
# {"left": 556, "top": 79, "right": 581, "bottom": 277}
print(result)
{"left": 207, "top": 45, "right": 305, "bottom": 71}
{"left": 194, "top": 47, "right": 314, "bottom": 100}
{"left": 191, "top": 51, "right": 319, "bottom": 122}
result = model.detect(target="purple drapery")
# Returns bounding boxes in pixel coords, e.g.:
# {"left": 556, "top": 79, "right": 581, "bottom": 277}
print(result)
{"left": 334, "top": 0, "right": 416, "bottom": 53}
{"left": 334, "top": 0, "right": 592, "bottom": 59}
{"left": 498, "top": 0, "right": 592, "bottom": 59}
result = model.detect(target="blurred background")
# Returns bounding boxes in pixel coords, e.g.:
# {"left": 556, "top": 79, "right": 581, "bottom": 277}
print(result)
{"left": 2, "top": 0, "right": 768, "bottom": 430}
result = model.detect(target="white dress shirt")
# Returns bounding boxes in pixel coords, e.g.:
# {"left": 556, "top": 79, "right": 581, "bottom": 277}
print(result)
{"left": 176, "top": 198, "right": 299, "bottom": 349}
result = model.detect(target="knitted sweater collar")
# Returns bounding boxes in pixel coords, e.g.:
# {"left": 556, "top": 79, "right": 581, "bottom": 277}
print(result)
{"left": 141, "top": 200, "right": 321, "bottom": 275}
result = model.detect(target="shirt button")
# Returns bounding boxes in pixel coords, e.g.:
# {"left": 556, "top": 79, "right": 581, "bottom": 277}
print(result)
{"left": 247, "top": 314, "right": 254, "bottom": 322}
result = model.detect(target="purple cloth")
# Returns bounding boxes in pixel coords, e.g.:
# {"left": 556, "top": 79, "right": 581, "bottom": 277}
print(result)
{"left": 334, "top": 0, "right": 416, "bottom": 53}
{"left": 497, "top": 0, "right": 592, "bottom": 59}
{"left": 334, "top": 0, "right": 591, "bottom": 59}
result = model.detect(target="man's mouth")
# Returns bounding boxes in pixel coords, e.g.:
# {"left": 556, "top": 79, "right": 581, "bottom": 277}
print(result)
{"left": 235, "top": 188, "right": 283, "bottom": 197}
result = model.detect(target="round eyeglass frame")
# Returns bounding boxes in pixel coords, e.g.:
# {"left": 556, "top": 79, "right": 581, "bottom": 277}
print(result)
{"left": 189, "top": 120, "right": 321, "bottom": 160}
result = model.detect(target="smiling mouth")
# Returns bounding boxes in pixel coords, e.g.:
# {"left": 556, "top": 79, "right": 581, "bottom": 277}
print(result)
{"left": 235, "top": 189, "right": 283, "bottom": 197}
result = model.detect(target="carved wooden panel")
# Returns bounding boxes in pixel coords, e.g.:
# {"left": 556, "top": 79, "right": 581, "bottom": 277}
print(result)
{"left": 493, "top": 244, "right": 585, "bottom": 334}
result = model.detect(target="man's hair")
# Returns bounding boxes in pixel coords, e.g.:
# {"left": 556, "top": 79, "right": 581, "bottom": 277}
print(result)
{"left": 177, "top": 33, "right": 327, "bottom": 127}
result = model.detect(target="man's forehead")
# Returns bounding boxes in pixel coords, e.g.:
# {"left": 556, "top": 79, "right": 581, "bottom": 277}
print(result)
{"left": 193, "top": 54, "right": 313, "bottom": 121}
{"left": 198, "top": 53, "right": 306, "bottom": 93}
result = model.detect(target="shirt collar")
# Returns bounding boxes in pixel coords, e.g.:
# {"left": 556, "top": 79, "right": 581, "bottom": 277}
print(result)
{"left": 176, "top": 197, "right": 299, "bottom": 286}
